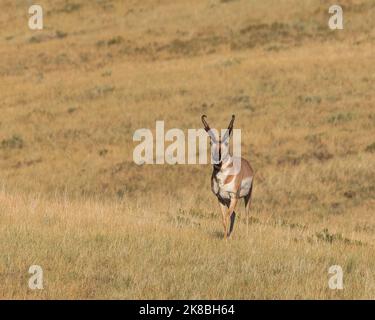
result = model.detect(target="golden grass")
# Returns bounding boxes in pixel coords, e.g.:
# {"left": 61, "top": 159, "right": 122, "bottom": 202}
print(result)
{"left": 1, "top": 187, "right": 375, "bottom": 299}
{"left": 0, "top": 0, "right": 374, "bottom": 299}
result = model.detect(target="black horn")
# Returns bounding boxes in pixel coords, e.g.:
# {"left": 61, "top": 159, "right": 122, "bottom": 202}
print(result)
{"left": 228, "top": 115, "right": 235, "bottom": 133}
{"left": 223, "top": 115, "right": 235, "bottom": 141}
{"left": 202, "top": 115, "right": 217, "bottom": 142}
{"left": 227, "top": 114, "right": 235, "bottom": 136}
{"left": 201, "top": 115, "right": 210, "bottom": 132}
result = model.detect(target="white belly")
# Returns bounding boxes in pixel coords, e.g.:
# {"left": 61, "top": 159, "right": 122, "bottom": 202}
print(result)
{"left": 238, "top": 177, "right": 252, "bottom": 197}
{"left": 212, "top": 175, "right": 252, "bottom": 199}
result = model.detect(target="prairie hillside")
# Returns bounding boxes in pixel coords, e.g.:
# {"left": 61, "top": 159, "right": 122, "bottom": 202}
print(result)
{"left": 0, "top": 0, "right": 374, "bottom": 299}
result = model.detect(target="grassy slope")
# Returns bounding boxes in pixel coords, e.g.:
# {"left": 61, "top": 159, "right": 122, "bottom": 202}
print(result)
{"left": 0, "top": 0, "right": 374, "bottom": 298}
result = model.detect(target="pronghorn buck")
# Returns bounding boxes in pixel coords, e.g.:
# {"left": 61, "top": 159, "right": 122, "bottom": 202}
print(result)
{"left": 202, "top": 115, "right": 254, "bottom": 239}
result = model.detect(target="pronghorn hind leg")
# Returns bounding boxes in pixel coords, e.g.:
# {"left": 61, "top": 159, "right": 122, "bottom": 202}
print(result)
{"left": 244, "top": 194, "right": 250, "bottom": 235}
{"left": 226, "top": 197, "right": 238, "bottom": 239}
{"left": 244, "top": 182, "right": 254, "bottom": 235}
{"left": 228, "top": 209, "right": 236, "bottom": 236}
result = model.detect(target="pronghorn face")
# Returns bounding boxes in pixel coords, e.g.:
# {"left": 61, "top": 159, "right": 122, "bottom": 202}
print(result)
{"left": 209, "top": 133, "right": 230, "bottom": 164}
{"left": 201, "top": 115, "right": 235, "bottom": 166}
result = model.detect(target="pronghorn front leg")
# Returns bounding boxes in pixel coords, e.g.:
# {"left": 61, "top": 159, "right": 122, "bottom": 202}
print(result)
{"left": 225, "top": 197, "right": 238, "bottom": 239}
{"left": 218, "top": 201, "right": 227, "bottom": 237}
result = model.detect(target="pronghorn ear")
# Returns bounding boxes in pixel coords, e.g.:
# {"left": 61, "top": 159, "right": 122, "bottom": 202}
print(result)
{"left": 207, "top": 129, "right": 218, "bottom": 143}
{"left": 222, "top": 129, "right": 231, "bottom": 142}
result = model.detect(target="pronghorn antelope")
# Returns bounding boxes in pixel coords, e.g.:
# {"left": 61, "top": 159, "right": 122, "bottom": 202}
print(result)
{"left": 202, "top": 115, "right": 254, "bottom": 239}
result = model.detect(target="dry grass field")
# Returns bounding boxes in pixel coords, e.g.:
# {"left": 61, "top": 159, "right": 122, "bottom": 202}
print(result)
{"left": 0, "top": 0, "right": 374, "bottom": 299}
